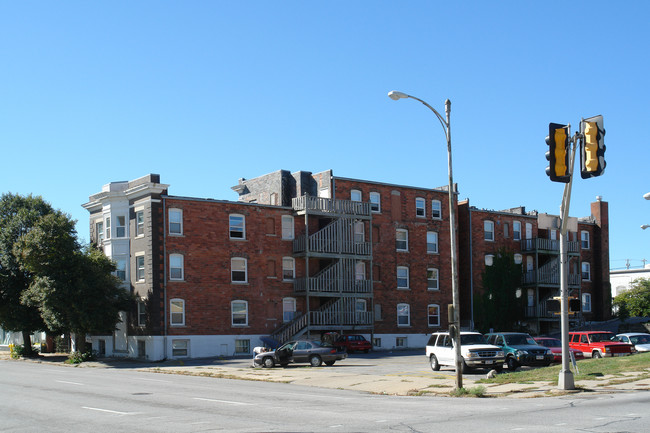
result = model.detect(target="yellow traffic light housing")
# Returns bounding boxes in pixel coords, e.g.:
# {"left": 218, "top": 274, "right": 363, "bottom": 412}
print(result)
{"left": 546, "top": 123, "right": 570, "bottom": 183}
{"left": 580, "top": 115, "right": 606, "bottom": 178}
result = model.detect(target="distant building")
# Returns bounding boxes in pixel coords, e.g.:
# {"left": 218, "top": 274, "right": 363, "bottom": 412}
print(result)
{"left": 610, "top": 265, "right": 650, "bottom": 300}
{"left": 82, "top": 171, "right": 611, "bottom": 360}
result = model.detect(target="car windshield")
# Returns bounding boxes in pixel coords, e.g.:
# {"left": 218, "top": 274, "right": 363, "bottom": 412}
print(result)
{"left": 505, "top": 334, "right": 535, "bottom": 345}
{"left": 537, "top": 338, "right": 561, "bottom": 347}
{"left": 630, "top": 335, "right": 650, "bottom": 344}
{"left": 589, "top": 333, "right": 614, "bottom": 342}
{"left": 461, "top": 334, "right": 487, "bottom": 345}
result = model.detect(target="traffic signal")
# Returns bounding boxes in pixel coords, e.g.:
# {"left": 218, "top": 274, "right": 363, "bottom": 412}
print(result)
{"left": 580, "top": 115, "right": 606, "bottom": 178}
{"left": 546, "top": 123, "right": 570, "bottom": 183}
{"left": 569, "top": 297, "right": 581, "bottom": 313}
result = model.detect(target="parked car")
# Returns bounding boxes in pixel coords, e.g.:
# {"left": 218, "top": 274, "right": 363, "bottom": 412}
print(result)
{"left": 253, "top": 340, "right": 347, "bottom": 368}
{"left": 485, "top": 332, "right": 554, "bottom": 371}
{"left": 569, "top": 331, "right": 635, "bottom": 358}
{"left": 614, "top": 333, "right": 650, "bottom": 353}
{"left": 332, "top": 334, "right": 372, "bottom": 353}
{"left": 533, "top": 336, "right": 585, "bottom": 362}
{"left": 426, "top": 331, "right": 504, "bottom": 373}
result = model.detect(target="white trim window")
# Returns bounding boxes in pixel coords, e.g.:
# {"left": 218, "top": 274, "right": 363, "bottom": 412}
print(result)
{"left": 231, "top": 300, "right": 248, "bottom": 326}
{"left": 169, "top": 254, "right": 184, "bottom": 281}
{"left": 105, "top": 216, "right": 111, "bottom": 240}
{"left": 428, "top": 304, "right": 440, "bottom": 327}
{"left": 513, "top": 221, "right": 521, "bottom": 241}
{"left": 484, "top": 220, "right": 495, "bottom": 241}
{"left": 351, "top": 189, "right": 362, "bottom": 202}
{"left": 95, "top": 221, "right": 104, "bottom": 243}
{"left": 581, "top": 231, "right": 590, "bottom": 249}
{"left": 369, "top": 192, "right": 381, "bottom": 213}
{"left": 229, "top": 214, "right": 245, "bottom": 239}
{"left": 169, "top": 208, "right": 183, "bottom": 235}
{"left": 170, "top": 299, "right": 185, "bottom": 326}
{"left": 485, "top": 254, "right": 494, "bottom": 266}
{"left": 135, "top": 255, "right": 145, "bottom": 281}
{"left": 136, "top": 210, "right": 145, "bottom": 236}
{"left": 115, "top": 258, "right": 127, "bottom": 282}
{"left": 427, "top": 268, "right": 439, "bottom": 290}
{"left": 171, "top": 339, "right": 189, "bottom": 357}
{"left": 231, "top": 257, "right": 248, "bottom": 283}
{"left": 514, "top": 254, "right": 523, "bottom": 265}
{"left": 431, "top": 200, "right": 442, "bottom": 219}
{"left": 355, "top": 261, "right": 366, "bottom": 281}
{"left": 235, "top": 339, "right": 251, "bottom": 354}
{"left": 281, "top": 215, "right": 294, "bottom": 240}
{"left": 396, "top": 229, "right": 408, "bottom": 251}
{"left": 354, "top": 221, "right": 365, "bottom": 243}
{"left": 427, "top": 231, "right": 438, "bottom": 253}
{"left": 116, "top": 215, "right": 127, "bottom": 238}
{"left": 582, "top": 262, "right": 591, "bottom": 281}
{"left": 397, "top": 266, "right": 409, "bottom": 289}
{"left": 137, "top": 301, "right": 146, "bottom": 327}
{"left": 415, "top": 197, "right": 426, "bottom": 217}
{"left": 582, "top": 293, "right": 592, "bottom": 312}
{"left": 282, "top": 257, "right": 295, "bottom": 280}
{"left": 282, "top": 297, "right": 296, "bottom": 322}
{"left": 397, "top": 303, "right": 410, "bottom": 327}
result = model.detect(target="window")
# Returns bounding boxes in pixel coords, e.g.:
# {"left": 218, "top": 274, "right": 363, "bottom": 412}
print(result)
{"left": 282, "top": 257, "right": 295, "bottom": 280}
{"left": 374, "top": 303, "right": 382, "bottom": 321}
{"left": 230, "top": 214, "right": 245, "bottom": 239}
{"left": 137, "top": 301, "right": 146, "bottom": 327}
{"left": 427, "top": 268, "right": 439, "bottom": 290}
{"left": 426, "top": 231, "right": 438, "bottom": 253}
{"left": 484, "top": 220, "right": 494, "bottom": 241}
{"left": 355, "top": 261, "right": 366, "bottom": 280}
{"left": 428, "top": 304, "right": 440, "bottom": 327}
{"left": 105, "top": 216, "right": 111, "bottom": 240}
{"left": 170, "top": 299, "right": 185, "bottom": 326}
{"left": 351, "top": 189, "right": 362, "bottom": 202}
{"left": 513, "top": 221, "right": 521, "bottom": 241}
{"left": 231, "top": 258, "right": 248, "bottom": 283}
{"left": 96, "top": 221, "right": 104, "bottom": 243}
{"left": 503, "top": 223, "right": 509, "bottom": 238}
{"left": 115, "top": 258, "right": 127, "bottom": 281}
{"left": 581, "top": 231, "right": 590, "bottom": 249}
{"left": 431, "top": 200, "right": 442, "bottom": 219}
{"left": 354, "top": 221, "right": 365, "bottom": 243}
{"left": 369, "top": 192, "right": 381, "bottom": 212}
{"left": 282, "top": 297, "right": 296, "bottom": 322}
{"left": 550, "top": 229, "right": 557, "bottom": 241}
{"left": 231, "top": 300, "right": 248, "bottom": 326}
{"left": 169, "top": 208, "right": 182, "bottom": 235}
{"left": 169, "top": 254, "right": 184, "bottom": 280}
{"left": 136, "top": 255, "right": 145, "bottom": 281}
{"left": 415, "top": 197, "right": 426, "bottom": 217}
{"left": 582, "top": 293, "right": 592, "bottom": 312}
{"left": 397, "top": 266, "right": 409, "bottom": 289}
{"left": 235, "top": 339, "right": 251, "bottom": 354}
{"left": 396, "top": 229, "right": 408, "bottom": 251}
{"left": 397, "top": 303, "right": 410, "bottom": 326}
{"left": 171, "top": 339, "right": 188, "bottom": 357}
{"left": 116, "top": 216, "right": 126, "bottom": 238}
{"left": 356, "top": 299, "right": 367, "bottom": 313}
{"left": 136, "top": 211, "right": 145, "bottom": 236}
{"left": 281, "top": 215, "right": 294, "bottom": 240}
{"left": 396, "top": 337, "right": 408, "bottom": 347}
{"left": 485, "top": 254, "right": 494, "bottom": 266}
{"left": 514, "top": 254, "right": 523, "bottom": 265}
{"left": 580, "top": 261, "right": 590, "bottom": 280}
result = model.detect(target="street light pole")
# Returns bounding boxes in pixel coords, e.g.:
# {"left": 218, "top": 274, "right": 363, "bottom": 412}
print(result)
{"left": 388, "top": 91, "right": 462, "bottom": 390}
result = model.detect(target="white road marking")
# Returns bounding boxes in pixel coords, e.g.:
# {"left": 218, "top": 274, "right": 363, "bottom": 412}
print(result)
{"left": 55, "top": 380, "right": 84, "bottom": 386}
{"left": 193, "top": 397, "right": 252, "bottom": 406}
{"left": 82, "top": 407, "right": 132, "bottom": 415}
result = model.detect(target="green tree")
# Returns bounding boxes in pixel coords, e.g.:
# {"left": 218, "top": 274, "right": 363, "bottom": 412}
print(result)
{"left": 0, "top": 193, "right": 53, "bottom": 356}
{"left": 474, "top": 248, "right": 524, "bottom": 333}
{"left": 613, "top": 278, "right": 650, "bottom": 320}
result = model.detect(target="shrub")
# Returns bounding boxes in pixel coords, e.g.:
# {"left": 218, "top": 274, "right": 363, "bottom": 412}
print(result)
{"left": 66, "top": 351, "right": 96, "bottom": 364}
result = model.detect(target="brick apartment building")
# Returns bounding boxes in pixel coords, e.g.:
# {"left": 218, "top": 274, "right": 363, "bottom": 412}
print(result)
{"left": 83, "top": 171, "right": 611, "bottom": 360}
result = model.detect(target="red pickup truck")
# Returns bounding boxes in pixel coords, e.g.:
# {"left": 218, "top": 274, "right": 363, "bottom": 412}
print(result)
{"left": 569, "top": 331, "right": 635, "bottom": 358}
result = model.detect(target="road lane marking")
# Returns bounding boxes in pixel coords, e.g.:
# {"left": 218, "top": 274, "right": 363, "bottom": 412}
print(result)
{"left": 56, "top": 380, "right": 84, "bottom": 386}
{"left": 82, "top": 407, "right": 132, "bottom": 415}
{"left": 193, "top": 397, "right": 252, "bottom": 406}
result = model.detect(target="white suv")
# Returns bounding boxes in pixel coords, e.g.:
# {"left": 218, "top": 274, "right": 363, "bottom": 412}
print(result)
{"left": 426, "top": 331, "right": 504, "bottom": 373}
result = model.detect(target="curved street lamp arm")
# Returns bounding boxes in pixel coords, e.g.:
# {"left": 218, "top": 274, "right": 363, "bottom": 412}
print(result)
{"left": 405, "top": 94, "right": 449, "bottom": 135}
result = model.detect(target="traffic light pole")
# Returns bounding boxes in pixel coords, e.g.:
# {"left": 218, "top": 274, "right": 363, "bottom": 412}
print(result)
{"left": 558, "top": 126, "right": 579, "bottom": 391}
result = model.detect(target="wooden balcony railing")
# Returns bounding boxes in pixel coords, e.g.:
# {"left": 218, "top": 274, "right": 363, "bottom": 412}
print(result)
{"left": 292, "top": 195, "right": 371, "bottom": 217}
{"left": 520, "top": 238, "right": 580, "bottom": 254}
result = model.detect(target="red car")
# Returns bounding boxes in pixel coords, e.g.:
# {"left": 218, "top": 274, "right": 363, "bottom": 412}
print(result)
{"left": 569, "top": 331, "right": 635, "bottom": 358}
{"left": 533, "top": 337, "right": 585, "bottom": 362}
{"left": 333, "top": 334, "right": 372, "bottom": 353}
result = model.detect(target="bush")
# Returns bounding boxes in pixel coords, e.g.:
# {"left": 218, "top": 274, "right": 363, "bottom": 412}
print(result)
{"left": 9, "top": 344, "right": 40, "bottom": 359}
{"left": 66, "top": 351, "right": 96, "bottom": 364}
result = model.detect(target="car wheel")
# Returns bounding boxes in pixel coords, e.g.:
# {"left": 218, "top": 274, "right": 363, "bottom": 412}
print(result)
{"left": 325, "top": 361, "right": 335, "bottom": 366}
{"left": 309, "top": 355, "right": 323, "bottom": 367}
{"left": 430, "top": 354, "right": 440, "bottom": 371}
{"left": 593, "top": 350, "right": 602, "bottom": 359}
{"left": 263, "top": 357, "right": 275, "bottom": 368}
{"left": 494, "top": 364, "right": 504, "bottom": 373}
{"left": 460, "top": 361, "right": 470, "bottom": 374}
{"left": 506, "top": 357, "right": 518, "bottom": 371}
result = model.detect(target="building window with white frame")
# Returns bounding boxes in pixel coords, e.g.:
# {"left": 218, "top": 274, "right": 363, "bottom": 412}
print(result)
{"left": 513, "top": 221, "right": 521, "bottom": 241}
{"left": 169, "top": 208, "right": 183, "bottom": 235}
{"left": 171, "top": 339, "right": 188, "bottom": 357}
{"left": 105, "top": 216, "right": 111, "bottom": 240}
{"left": 428, "top": 304, "right": 440, "bottom": 327}
{"left": 170, "top": 299, "right": 185, "bottom": 326}
{"left": 369, "top": 192, "right": 381, "bottom": 212}
{"left": 115, "top": 258, "right": 127, "bottom": 281}
{"left": 136, "top": 255, "right": 145, "bottom": 281}
{"left": 397, "top": 266, "right": 409, "bottom": 289}
{"left": 582, "top": 261, "right": 591, "bottom": 281}
{"left": 235, "top": 339, "right": 251, "bottom": 354}
{"left": 281, "top": 215, "right": 294, "bottom": 240}
{"left": 354, "top": 221, "right": 365, "bottom": 243}
{"left": 427, "top": 231, "right": 438, "bottom": 253}
{"left": 229, "top": 214, "right": 245, "bottom": 239}
{"left": 581, "top": 231, "right": 590, "bottom": 249}
{"left": 231, "top": 300, "right": 248, "bottom": 326}
{"left": 582, "top": 293, "right": 592, "bottom": 312}
{"left": 485, "top": 254, "right": 494, "bottom": 266}
{"left": 231, "top": 257, "right": 248, "bottom": 283}
{"left": 136, "top": 210, "right": 145, "bottom": 236}
{"left": 484, "top": 220, "right": 495, "bottom": 241}
{"left": 427, "top": 268, "right": 439, "bottom": 290}
{"left": 169, "top": 254, "right": 184, "bottom": 281}
{"left": 96, "top": 221, "right": 104, "bottom": 244}
{"left": 137, "top": 301, "right": 146, "bottom": 327}
{"left": 116, "top": 215, "right": 127, "bottom": 238}
{"left": 283, "top": 297, "right": 296, "bottom": 322}
{"left": 514, "top": 254, "right": 523, "bottom": 265}
{"left": 282, "top": 257, "right": 295, "bottom": 280}
{"left": 431, "top": 200, "right": 442, "bottom": 219}
{"left": 351, "top": 189, "right": 362, "bottom": 202}
{"left": 415, "top": 197, "right": 426, "bottom": 217}
{"left": 397, "top": 303, "right": 410, "bottom": 326}
{"left": 396, "top": 337, "right": 407, "bottom": 347}
{"left": 396, "top": 229, "right": 408, "bottom": 251}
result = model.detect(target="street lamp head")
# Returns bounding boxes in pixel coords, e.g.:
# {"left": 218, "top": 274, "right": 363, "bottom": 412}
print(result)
{"left": 388, "top": 90, "right": 409, "bottom": 101}
{"left": 642, "top": 224, "right": 650, "bottom": 230}
{"left": 644, "top": 192, "right": 650, "bottom": 200}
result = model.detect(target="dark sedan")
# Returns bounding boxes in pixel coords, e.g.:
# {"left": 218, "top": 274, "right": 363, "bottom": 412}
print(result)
{"left": 254, "top": 340, "right": 347, "bottom": 368}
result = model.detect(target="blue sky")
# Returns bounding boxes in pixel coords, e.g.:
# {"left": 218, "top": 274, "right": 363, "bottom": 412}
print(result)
{"left": 1, "top": 1, "right": 648, "bottom": 270}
